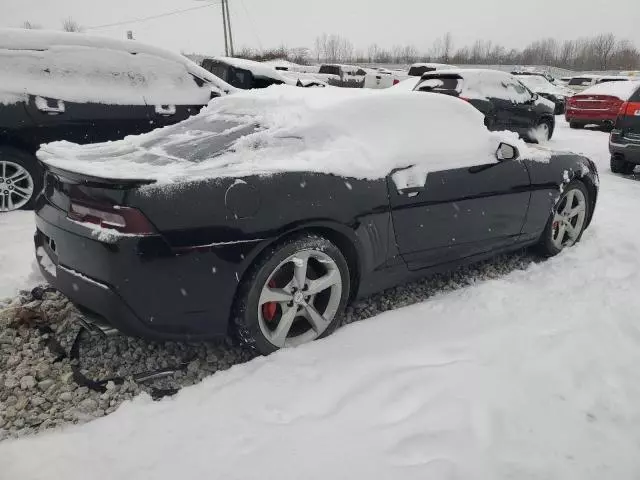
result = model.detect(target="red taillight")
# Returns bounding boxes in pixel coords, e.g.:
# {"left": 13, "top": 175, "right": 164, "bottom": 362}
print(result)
{"left": 619, "top": 101, "right": 640, "bottom": 116}
{"left": 393, "top": 79, "right": 400, "bottom": 85}
{"left": 68, "top": 202, "right": 156, "bottom": 235}
{"left": 458, "top": 96, "right": 470, "bottom": 102}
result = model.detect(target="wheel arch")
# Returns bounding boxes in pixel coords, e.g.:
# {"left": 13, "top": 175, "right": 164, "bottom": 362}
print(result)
{"left": 237, "top": 220, "right": 363, "bottom": 306}
{"left": 575, "top": 173, "right": 598, "bottom": 229}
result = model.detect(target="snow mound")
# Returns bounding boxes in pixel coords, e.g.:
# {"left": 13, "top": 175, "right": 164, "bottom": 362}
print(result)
{"left": 579, "top": 80, "right": 640, "bottom": 100}
{"left": 38, "top": 86, "right": 547, "bottom": 184}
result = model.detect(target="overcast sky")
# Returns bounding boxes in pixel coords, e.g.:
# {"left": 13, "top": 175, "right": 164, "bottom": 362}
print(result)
{"left": 3, "top": 0, "right": 640, "bottom": 56}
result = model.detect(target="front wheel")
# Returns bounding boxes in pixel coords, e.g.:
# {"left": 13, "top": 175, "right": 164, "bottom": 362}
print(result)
{"left": 610, "top": 156, "right": 636, "bottom": 175}
{"left": 537, "top": 181, "right": 590, "bottom": 257}
{"left": 0, "top": 148, "right": 40, "bottom": 212}
{"left": 234, "top": 234, "right": 350, "bottom": 355}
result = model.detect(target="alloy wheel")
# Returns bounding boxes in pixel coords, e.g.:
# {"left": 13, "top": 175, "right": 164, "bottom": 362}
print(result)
{"left": 551, "top": 188, "right": 587, "bottom": 250}
{"left": 0, "top": 161, "right": 34, "bottom": 212}
{"left": 257, "top": 249, "right": 343, "bottom": 348}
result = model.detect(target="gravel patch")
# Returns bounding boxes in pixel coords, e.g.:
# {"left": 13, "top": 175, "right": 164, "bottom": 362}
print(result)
{"left": 0, "top": 250, "right": 536, "bottom": 440}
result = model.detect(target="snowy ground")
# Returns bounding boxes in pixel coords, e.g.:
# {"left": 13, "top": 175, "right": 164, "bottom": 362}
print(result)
{"left": 0, "top": 211, "right": 42, "bottom": 301}
{"left": 2, "top": 120, "right": 640, "bottom": 479}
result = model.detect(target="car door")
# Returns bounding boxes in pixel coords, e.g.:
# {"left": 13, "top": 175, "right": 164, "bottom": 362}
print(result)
{"left": 22, "top": 47, "right": 152, "bottom": 146}
{"left": 388, "top": 156, "right": 531, "bottom": 271}
{"left": 139, "top": 55, "right": 212, "bottom": 128}
{"left": 505, "top": 79, "right": 539, "bottom": 130}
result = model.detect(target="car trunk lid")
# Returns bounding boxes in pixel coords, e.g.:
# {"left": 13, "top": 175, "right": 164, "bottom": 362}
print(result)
{"left": 568, "top": 94, "right": 624, "bottom": 114}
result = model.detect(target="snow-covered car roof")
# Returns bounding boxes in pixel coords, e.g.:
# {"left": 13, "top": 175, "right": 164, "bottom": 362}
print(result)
{"left": 0, "top": 28, "right": 234, "bottom": 96}
{"left": 38, "top": 86, "right": 547, "bottom": 185}
{"left": 417, "top": 69, "right": 532, "bottom": 103}
{"left": 410, "top": 62, "right": 455, "bottom": 69}
{"left": 578, "top": 80, "right": 640, "bottom": 100}
{"left": 390, "top": 77, "right": 422, "bottom": 91}
{"left": 208, "top": 57, "right": 325, "bottom": 87}
{"left": 515, "top": 74, "right": 572, "bottom": 97}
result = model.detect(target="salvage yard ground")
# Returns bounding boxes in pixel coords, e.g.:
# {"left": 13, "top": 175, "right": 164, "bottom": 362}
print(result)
{"left": 2, "top": 119, "right": 640, "bottom": 479}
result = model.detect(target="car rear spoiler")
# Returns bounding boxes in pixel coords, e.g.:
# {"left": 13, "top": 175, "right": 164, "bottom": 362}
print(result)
{"left": 45, "top": 165, "right": 156, "bottom": 189}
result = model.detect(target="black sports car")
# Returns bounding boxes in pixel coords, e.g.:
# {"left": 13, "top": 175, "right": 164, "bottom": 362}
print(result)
{"left": 33, "top": 89, "right": 599, "bottom": 355}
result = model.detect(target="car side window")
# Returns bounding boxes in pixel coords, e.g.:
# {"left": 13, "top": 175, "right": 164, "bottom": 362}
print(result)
{"left": 501, "top": 80, "right": 532, "bottom": 103}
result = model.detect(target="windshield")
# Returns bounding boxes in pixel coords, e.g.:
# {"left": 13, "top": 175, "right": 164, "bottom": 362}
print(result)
{"left": 140, "top": 116, "right": 258, "bottom": 162}
{"left": 408, "top": 66, "right": 436, "bottom": 77}
{"left": 569, "top": 77, "right": 595, "bottom": 86}
{"left": 318, "top": 65, "right": 341, "bottom": 76}
{"left": 415, "top": 76, "right": 462, "bottom": 93}
{"left": 599, "top": 78, "right": 629, "bottom": 84}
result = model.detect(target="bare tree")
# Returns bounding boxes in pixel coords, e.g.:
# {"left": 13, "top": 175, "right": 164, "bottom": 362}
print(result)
{"left": 402, "top": 45, "right": 418, "bottom": 64}
{"left": 592, "top": 33, "right": 617, "bottom": 70}
{"left": 21, "top": 21, "right": 41, "bottom": 29}
{"left": 441, "top": 32, "right": 453, "bottom": 63}
{"left": 62, "top": 17, "right": 83, "bottom": 33}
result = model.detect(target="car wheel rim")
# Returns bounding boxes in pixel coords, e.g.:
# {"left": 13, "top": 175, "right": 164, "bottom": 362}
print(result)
{"left": 0, "top": 161, "right": 34, "bottom": 212}
{"left": 257, "top": 249, "right": 342, "bottom": 349}
{"left": 551, "top": 188, "right": 587, "bottom": 250}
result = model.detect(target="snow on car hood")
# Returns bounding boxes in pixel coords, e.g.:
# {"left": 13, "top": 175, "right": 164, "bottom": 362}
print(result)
{"left": 37, "top": 85, "right": 549, "bottom": 184}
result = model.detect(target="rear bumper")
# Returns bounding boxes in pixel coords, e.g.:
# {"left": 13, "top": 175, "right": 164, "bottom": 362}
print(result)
{"left": 565, "top": 110, "right": 617, "bottom": 124}
{"left": 34, "top": 198, "right": 263, "bottom": 342}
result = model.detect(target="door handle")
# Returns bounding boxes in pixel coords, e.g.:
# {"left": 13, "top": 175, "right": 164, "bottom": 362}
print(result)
{"left": 397, "top": 186, "right": 424, "bottom": 197}
{"left": 35, "top": 97, "right": 65, "bottom": 115}
{"left": 155, "top": 104, "right": 176, "bottom": 116}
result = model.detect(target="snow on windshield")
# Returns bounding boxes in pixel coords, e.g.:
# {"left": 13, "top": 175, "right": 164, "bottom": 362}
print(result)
{"left": 580, "top": 80, "right": 640, "bottom": 100}
{"left": 38, "top": 85, "right": 549, "bottom": 184}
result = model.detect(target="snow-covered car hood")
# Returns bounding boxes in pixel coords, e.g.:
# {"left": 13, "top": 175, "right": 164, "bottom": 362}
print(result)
{"left": 37, "top": 86, "right": 550, "bottom": 185}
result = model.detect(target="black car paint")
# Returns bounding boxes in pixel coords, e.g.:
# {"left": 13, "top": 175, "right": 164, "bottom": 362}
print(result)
{"left": 34, "top": 151, "right": 598, "bottom": 342}
{"left": 610, "top": 85, "right": 640, "bottom": 166}
{"left": 201, "top": 58, "right": 284, "bottom": 90}
{"left": 416, "top": 73, "right": 556, "bottom": 141}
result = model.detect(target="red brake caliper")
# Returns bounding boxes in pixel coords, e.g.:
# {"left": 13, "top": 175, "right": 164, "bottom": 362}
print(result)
{"left": 262, "top": 280, "right": 277, "bottom": 322}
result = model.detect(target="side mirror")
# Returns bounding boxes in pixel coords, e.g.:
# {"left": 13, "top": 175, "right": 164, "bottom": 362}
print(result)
{"left": 532, "top": 92, "right": 539, "bottom": 101}
{"left": 496, "top": 143, "right": 519, "bottom": 162}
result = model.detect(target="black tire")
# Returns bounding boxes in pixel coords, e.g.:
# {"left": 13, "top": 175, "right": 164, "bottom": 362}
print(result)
{"left": 233, "top": 234, "right": 350, "bottom": 355}
{"left": 529, "top": 118, "right": 553, "bottom": 144}
{"left": 610, "top": 156, "right": 636, "bottom": 175}
{"left": 0, "top": 147, "right": 41, "bottom": 212}
{"left": 569, "top": 122, "right": 584, "bottom": 129}
{"left": 537, "top": 180, "right": 591, "bottom": 257}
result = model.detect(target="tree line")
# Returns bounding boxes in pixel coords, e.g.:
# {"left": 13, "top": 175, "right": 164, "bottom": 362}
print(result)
{"left": 241, "top": 32, "right": 640, "bottom": 71}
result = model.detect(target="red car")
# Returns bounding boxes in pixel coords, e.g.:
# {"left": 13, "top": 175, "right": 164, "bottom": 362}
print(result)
{"left": 566, "top": 80, "right": 640, "bottom": 130}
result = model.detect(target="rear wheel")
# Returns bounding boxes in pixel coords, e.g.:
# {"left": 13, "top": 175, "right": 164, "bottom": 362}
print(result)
{"left": 533, "top": 119, "right": 553, "bottom": 143}
{"left": 610, "top": 156, "right": 636, "bottom": 175}
{"left": 234, "top": 234, "right": 350, "bottom": 355}
{"left": 537, "top": 181, "right": 590, "bottom": 257}
{"left": 0, "top": 148, "right": 40, "bottom": 212}
{"left": 569, "top": 122, "right": 584, "bottom": 129}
